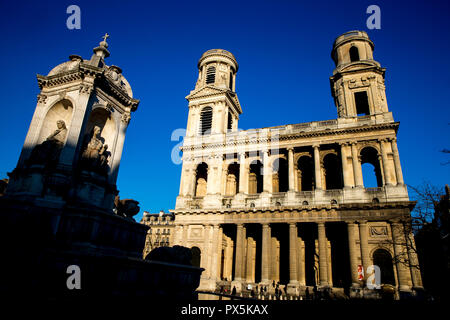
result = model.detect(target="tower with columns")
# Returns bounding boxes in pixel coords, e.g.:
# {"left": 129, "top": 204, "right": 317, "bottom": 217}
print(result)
{"left": 169, "top": 31, "right": 422, "bottom": 299}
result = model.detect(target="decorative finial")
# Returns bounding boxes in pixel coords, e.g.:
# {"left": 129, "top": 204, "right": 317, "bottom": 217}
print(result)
{"left": 99, "top": 33, "right": 109, "bottom": 48}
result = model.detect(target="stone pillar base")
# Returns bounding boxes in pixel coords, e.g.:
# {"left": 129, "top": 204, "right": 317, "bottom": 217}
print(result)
{"left": 286, "top": 282, "right": 300, "bottom": 296}
{"left": 203, "top": 194, "right": 222, "bottom": 208}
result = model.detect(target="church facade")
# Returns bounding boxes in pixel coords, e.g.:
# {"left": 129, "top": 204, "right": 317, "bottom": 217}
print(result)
{"left": 170, "top": 31, "right": 423, "bottom": 298}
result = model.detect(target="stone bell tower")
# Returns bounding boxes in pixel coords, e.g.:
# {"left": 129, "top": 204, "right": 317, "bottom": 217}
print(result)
{"left": 5, "top": 34, "right": 139, "bottom": 212}
{"left": 176, "top": 49, "right": 242, "bottom": 210}
{"left": 330, "top": 31, "right": 392, "bottom": 120}
{"left": 185, "top": 49, "right": 242, "bottom": 138}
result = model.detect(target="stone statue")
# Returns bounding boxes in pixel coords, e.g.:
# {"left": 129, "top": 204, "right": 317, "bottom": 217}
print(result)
{"left": 114, "top": 195, "right": 140, "bottom": 219}
{"left": 81, "top": 126, "right": 109, "bottom": 174}
{"left": 27, "top": 120, "right": 67, "bottom": 167}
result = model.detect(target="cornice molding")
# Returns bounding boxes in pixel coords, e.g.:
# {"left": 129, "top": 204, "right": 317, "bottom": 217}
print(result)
{"left": 181, "top": 122, "right": 399, "bottom": 152}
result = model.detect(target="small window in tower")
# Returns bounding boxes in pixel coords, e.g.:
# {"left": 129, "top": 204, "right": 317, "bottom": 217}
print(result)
{"left": 354, "top": 91, "right": 370, "bottom": 116}
{"left": 199, "top": 106, "right": 213, "bottom": 135}
{"left": 206, "top": 66, "right": 216, "bottom": 84}
{"left": 227, "top": 111, "right": 233, "bottom": 132}
{"left": 350, "top": 46, "right": 360, "bottom": 62}
{"left": 229, "top": 72, "right": 233, "bottom": 90}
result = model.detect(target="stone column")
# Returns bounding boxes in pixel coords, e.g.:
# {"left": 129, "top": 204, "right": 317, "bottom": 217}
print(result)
{"left": 390, "top": 138, "right": 404, "bottom": 185}
{"left": 234, "top": 224, "right": 246, "bottom": 281}
{"left": 359, "top": 221, "right": 371, "bottom": 281}
{"left": 347, "top": 222, "right": 360, "bottom": 286}
{"left": 16, "top": 95, "right": 49, "bottom": 167}
{"left": 238, "top": 152, "right": 247, "bottom": 194}
{"left": 298, "top": 238, "right": 306, "bottom": 286}
{"left": 201, "top": 225, "right": 212, "bottom": 279}
{"left": 391, "top": 222, "right": 412, "bottom": 291}
{"left": 317, "top": 222, "right": 328, "bottom": 286}
{"left": 58, "top": 82, "right": 94, "bottom": 167}
{"left": 380, "top": 139, "right": 393, "bottom": 186}
{"left": 210, "top": 224, "right": 221, "bottom": 282}
{"left": 288, "top": 223, "right": 299, "bottom": 285}
{"left": 246, "top": 237, "right": 255, "bottom": 282}
{"left": 406, "top": 230, "right": 423, "bottom": 289}
{"left": 261, "top": 223, "right": 271, "bottom": 283}
{"left": 174, "top": 225, "right": 183, "bottom": 245}
{"left": 182, "top": 224, "right": 188, "bottom": 246}
{"left": 340, "top": 142, "right": 352, "bottom": 188}
{"left": 351, "top": 142, "right": 364, "bottom": 187}
{"left": 288, "top": 148, "right": 295, "bottom": 191}
{"left": 263, "top": 149, "right": 272, "bottom": 192}
{"left": 313, "top": 145, "right": 323, "bottom": 190}
{"left": 190, "top": 165, "right": 198, "bottom": 196}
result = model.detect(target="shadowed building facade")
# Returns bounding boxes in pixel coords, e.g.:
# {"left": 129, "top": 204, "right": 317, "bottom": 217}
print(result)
{"left": 141, "top": 211, "right": 175, "bottom": 258}
{"left": 170, "top": 31, "right": 423, "bottom": 298}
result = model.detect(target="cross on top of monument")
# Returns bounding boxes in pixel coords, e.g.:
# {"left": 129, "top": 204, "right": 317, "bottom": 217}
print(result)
{"left": 99, "top": 33, "right": 109, "bottom": 48}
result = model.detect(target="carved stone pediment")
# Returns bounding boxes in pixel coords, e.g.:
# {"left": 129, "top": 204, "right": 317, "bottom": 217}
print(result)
{"left": 186, "top": 86, "right": 228, "bottom": 99}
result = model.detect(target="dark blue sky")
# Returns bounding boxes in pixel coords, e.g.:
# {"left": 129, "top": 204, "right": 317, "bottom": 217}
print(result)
{"left": 0, "top": 0, "right": 449, "bottom": 221}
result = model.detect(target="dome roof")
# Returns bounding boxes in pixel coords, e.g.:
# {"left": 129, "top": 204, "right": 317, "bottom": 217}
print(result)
{"left": 47, "top": 55, "right": 82, "bottom": 76}
{"left": 198, "top": 49, "right": 238, "bottom": 70}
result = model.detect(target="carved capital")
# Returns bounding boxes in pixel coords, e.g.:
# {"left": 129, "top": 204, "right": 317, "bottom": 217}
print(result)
{"left": 121, "top": 112, "right": 131, "bottom": 124}
{"left": 37, "top": 94, "right": 47, "bottom": 104}
{"left": 79, "top": 84, "right": 93, "bottom": 95}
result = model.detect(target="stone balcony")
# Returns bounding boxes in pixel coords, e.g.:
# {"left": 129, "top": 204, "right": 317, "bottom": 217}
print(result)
{"left": 175, "top": 184, "right": 409, "bottom": 211}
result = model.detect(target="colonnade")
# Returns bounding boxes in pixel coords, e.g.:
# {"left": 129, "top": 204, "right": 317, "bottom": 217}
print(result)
{"left": 180, "top": 138, "right": 405, "bottom": 198}
{"left": 175, "top": 219, "right": 423, "bottom": 294}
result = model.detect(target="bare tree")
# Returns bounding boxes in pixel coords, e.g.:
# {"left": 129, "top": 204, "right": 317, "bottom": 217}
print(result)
{"left": 377, "top": 183, "right": 444, "bottom": 273}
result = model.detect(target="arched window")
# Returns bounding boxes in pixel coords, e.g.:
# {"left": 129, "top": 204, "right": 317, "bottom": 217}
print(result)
{"left": 373, "top": 249, "right": 395, "bottom": 285}
{"left": 226, "top": 162, "right": 240, "bottom": 196}
{"left": 350, "top": 46, "right": 360, "bottom": 62}
{"left": 323, "top": 153, "right": 343, "bottom": 190}
{"left": 206, "top": 66, "right": 216, "bottom": 84}
{"left": 199, "top": 107, "right": 213, "bottom": 135}
{"left": 191, "top": 247, "right": 201, "bottom": 267}
{"left": 249, "top": 161, "right": 263, "bottom": 194}
{"left": 227, "top": 111, "right": 233, "bottom": 132}
{"left": 297, "top": 156, "right": 314, "bottom": 191}
{"left": 360, "top": 147, "right": 383, "bottom": 187}
{"left": 272, "top": 158, "right": 288, "bottom": 192}
{"left": 195, "top": 162, "right": 208, "bottom": 197}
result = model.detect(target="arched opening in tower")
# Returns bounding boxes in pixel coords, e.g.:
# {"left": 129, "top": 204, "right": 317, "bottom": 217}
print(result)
{"left": 349, "top": 46, "right": 360, "bottom": 62}
{"left": 373, "top": 249, "right": 395, "bottom": 285}
{"left": 199, "top": 106, "right": 213, "bottom": 135}
{"left": 206, "top": 66, "right": 216, "bottom": 84}
{"left": 323, "top": 153, "right": 343, "bottom": 190}
{"left": 226, "top": 162, "right": 240, "bottom": 195}
{"left": 195, "top": 162, "right": 208, "bottom": 197}
{"left": 249, "top": 161, "right": 263, "bottom": 194}
{"left": 297, "top": 155, "right": 314, "bottom": 191}
{"left": 360, "top": 147, "right": 383, "bottom": 188}
{"left": 272, "top": 157, "right": 288, "bottom": 192}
